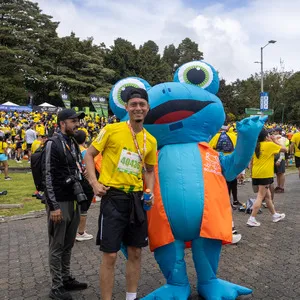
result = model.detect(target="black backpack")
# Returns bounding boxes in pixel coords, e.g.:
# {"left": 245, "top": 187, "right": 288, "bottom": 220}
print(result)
{"left": 30, "top": 138, "right": 58, "bottom": 191}
{"left": 216, "top": 132, "right": 234, "bottom": 153}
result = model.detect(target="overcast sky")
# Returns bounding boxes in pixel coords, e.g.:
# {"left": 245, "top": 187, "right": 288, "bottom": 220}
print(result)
{"left": 36, "top": 0, "right": 300, "bottom": 82}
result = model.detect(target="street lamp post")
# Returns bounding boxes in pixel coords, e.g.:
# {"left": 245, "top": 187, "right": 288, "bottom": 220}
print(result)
{"left": 281, "top": 103, "right": 285, "bottom": 124}
{"left": 254, "top": 40, "right": 277, "bottom": 93}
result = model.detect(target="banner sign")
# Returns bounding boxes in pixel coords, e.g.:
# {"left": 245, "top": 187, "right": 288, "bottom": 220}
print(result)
{"left": 90, "top": 95, "right": 103, "bottom": 116}
{"left": 98, "top": 96, "right": 108, "bottom": 117}
{"left": 61, "top": 91, "right": 71, "bottom": 109}
{"left": 260, "top": 92, "right": 269, "bottom": 110}
{"left": 83, "top": 106, "right": 90, "bottom": 115}
{"left": 0, "top": 105, "right": 32, "bottom": 112}
{"left": 32, "top": 105, "right": 60, "bottom": 113}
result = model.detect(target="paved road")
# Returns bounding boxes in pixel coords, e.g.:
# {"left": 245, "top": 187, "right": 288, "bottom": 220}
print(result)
{"left": 1, "top": 173, "right": 300, "bottom": 300}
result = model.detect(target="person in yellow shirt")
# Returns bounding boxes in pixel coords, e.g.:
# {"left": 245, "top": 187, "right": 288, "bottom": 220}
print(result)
{"left": 35, "top": 122, "right": 45, "bottom": 136}
{"left": 0, "top": 137, "right": 11, "bottom": 180}
{"left": 31, "top": 135, "right": 47, "bottom": 154}
{"left": 84, "top": 88, "right": 157, "bottom": 300}
{"left": 209, "top": 126, "right": 241, "bottom": 206}
{"left": 247, "top": 128, "right": 286, "bottom": 227}
{"left": 290, "top": 131, "right": 300, "bottom": 177}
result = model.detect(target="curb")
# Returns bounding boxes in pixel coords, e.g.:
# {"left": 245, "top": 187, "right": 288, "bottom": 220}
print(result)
{"left": 0, "top": 201, "right": 100, "bottom": 223}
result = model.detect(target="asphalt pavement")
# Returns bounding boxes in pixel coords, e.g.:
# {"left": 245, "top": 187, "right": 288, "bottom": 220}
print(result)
{"left": 0, "top": 173, "right": 299, "bottom": 300}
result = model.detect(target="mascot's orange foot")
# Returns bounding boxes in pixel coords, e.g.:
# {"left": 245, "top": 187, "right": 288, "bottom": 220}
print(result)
{"left": 141, "top": 283, "right": 191, "bottom": 300}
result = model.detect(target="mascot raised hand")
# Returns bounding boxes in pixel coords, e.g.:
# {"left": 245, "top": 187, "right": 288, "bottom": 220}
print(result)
{"left": 109, "top": 61, "right": 266, "bottom": 300}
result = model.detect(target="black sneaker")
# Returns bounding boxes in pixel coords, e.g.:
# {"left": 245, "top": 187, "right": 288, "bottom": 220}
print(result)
{"left": 63, "top": 276, "right": 88, "bottom": 291}
{"left": 49, "top": 287, "right": 73, "bottom": 300}
{"left": 233, "top": 201, "right": 243, "bottom": 207}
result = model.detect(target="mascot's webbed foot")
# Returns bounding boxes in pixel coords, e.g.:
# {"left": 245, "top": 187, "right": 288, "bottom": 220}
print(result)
{"left": 141, "top": 284, "right": 191, "bottom": 300}
{"left": 198, "top": 278, "right": 252, "bottom": 300}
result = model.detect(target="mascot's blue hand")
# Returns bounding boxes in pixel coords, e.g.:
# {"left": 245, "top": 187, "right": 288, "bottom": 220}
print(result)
{"left": 236, "top": 116, "right": 267, "bottom": 135}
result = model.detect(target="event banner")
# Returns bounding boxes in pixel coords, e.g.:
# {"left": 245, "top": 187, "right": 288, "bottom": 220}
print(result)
{"left": 60, "top": 91, "right": 71, "bottom": 109}
{"left": 0, "top": 105, "right": 32, "bottom": 112}
{"left": 98, "top": 96, "right": 108, "bottom": 117}
{"left": 90, "top": 95, "right": 104, "bottom": 116}
{"left": 33, "top": 105, "right": 59, "bottom": 113}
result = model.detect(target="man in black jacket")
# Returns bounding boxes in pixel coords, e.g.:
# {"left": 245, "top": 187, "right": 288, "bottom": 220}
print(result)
{"left": 44, "top": 109, "right": 88, "bottom": 300}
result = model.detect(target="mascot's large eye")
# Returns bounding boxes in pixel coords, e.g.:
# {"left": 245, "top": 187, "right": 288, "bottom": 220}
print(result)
{"left": 176, "top": 61, "right": 214, "bottom": 89}
{"left": 111, "top": 77, "right": 150, "bottom": 109}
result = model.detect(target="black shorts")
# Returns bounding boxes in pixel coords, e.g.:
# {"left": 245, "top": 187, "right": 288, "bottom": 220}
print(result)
{"left": 97, "top": 188, "right": 148, "bottom": 253}
{"left": 252, "top": 177, "right": 274, "bottom": 186}
{"left": 274, "top": 160, "right": 286, "bottom": 174}
{"left": 80, "top": 179, "right": 94, "bottom": 214}
{"left": 27, "top": 143, "right": 32, "bottom": 150}
{"left": 295, "top": 156, "right": 300, "bottom": 168}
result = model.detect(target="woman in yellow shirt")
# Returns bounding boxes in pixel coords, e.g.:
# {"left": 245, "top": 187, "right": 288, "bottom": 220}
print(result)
{"left": 0, "top": 137, "right": 11, "bottom": 180}
{"left": 247, "top": 128, "right": 286, "bottom": 227}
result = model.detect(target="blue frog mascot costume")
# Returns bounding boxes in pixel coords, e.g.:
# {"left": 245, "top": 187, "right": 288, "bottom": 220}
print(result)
{"left": 109, "top": 60, "right": 266, "bottom": 300}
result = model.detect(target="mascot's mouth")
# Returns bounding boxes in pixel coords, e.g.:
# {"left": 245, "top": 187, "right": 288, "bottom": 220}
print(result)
{"left": 144, "top": 100, "right": 213, "bottom": 124}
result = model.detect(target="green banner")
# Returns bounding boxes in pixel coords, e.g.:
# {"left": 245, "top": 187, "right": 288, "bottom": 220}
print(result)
{"left": 83, "top": 106, "right": 90, "bottom": 115}
{"left": 60, "top": 92, "right": 71, "bottom": 109}
{"left": 245, "top": 108, "right": 274, "bottom": 116}
{"left": 90, "top": 95, "right": 106, "bottom": 116}
{"left": 98, "top": 97, "right": 108, "bottom": 117}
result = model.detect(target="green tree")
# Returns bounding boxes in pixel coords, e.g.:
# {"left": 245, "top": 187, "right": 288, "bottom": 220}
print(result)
{"left": 104, "top": 38, "right": 139, "bottom": 82}
{"left": 137, "top": 40, "right": 170, "bottom": 85}
{"left": 177, "top": 38, "right": 203, "bottom": 67}
{"left": 162, "top": 44, "right": 179, "bottom": 74}
{"left": 0, "top": 0, "right": 59, "bottom": 104}
{"left": 47, "top": 33, "right": 114, "bottom": 107}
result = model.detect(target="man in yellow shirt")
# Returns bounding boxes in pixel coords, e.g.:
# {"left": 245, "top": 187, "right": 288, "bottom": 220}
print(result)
{"left": 85, "top": 88, "right": 157, "bottom": 300}
{"left": 290, "top": 131, "right": 300, "bottom": 178}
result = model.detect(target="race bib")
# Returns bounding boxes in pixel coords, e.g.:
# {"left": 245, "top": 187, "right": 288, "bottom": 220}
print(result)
{"left": 117, "top": 149, "right": 141, "bottom": 176}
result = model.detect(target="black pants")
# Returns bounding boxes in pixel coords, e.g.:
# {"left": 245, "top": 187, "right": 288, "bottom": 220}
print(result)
{"left": 227, "top": 179, "right": 238, "bottom": 203}
{"left": 47, "top": 201, "right": 80, "bottom": 289}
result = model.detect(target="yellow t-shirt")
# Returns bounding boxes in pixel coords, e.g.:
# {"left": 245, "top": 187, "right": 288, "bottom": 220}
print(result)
{"left": 31, "top": 140, "right": 42, "bottom": 154}
{"left": 291, "top": 132, "right": 300, "bottom": 157}
{"left": 92, "top": 122, "right": 157, "bottom": 192}
{"left": 0, "top": 142, "right": 7, "bottom": 154}
{"left": 252, "top": 141, "right": 281, "bottom": 179}
{"left": 36, "top": 125, "right": 45, "bottom": 136}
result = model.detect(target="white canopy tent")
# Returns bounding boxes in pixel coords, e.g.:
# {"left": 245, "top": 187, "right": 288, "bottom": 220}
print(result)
{"left": 38, "top": 102, "right": 55, "bottom": 107}
{"left": 1, "top": 101, "right": 19, "bottom": 106}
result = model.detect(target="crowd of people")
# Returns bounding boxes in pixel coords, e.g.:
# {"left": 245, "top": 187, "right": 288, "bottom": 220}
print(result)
{"left": 0, "top": 110, "right": 119, "bottom": 180}
{"left": 1, "top": 105, "right": 300, "bottom": 300}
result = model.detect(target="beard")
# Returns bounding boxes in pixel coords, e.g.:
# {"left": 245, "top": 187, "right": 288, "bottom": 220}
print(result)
{"left": 65, "top": 126, "right": 77, "bottom": 136}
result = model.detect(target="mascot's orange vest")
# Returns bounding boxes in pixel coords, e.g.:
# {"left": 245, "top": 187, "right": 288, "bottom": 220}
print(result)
{"left": 147, "top": 142, "right": 232, "bottom": 252}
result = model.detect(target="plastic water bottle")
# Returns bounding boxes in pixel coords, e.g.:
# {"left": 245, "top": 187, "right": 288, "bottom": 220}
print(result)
{"left": 143, "top": 188, "right": 152, "bottom": 211}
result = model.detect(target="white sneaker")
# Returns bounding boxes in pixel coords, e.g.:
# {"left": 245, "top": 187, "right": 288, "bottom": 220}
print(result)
{"left": 273, "top": 213, "right": 286, "bottom": 223}
{"left": 247, "top": 218, "right": 261, "bottom": 227}
{"left": 231, "top": 233, "right": 242, "bottom": 244}
{"left": 76, "top": 232, "right": 93, "bottom": 241}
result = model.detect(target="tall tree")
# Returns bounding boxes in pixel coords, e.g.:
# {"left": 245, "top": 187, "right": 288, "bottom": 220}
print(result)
{"left": 46, "top": 33, "right": 114, "bottom": 107}
{"left": 162, "top": 44, "right": 179, "bottom": 74}
{"left": 0, "top": 0, "right": 59, "bottom": 103}
{"left": 104, "top": 38, "right": 139, "bottom": 82}
{"left": 177, "top": 38, "right": 203, "bottom": 67}
{"left": 137, "top": 40, "right": 170, "bottom": 85}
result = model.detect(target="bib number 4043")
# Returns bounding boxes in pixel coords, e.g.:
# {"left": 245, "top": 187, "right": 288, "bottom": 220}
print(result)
{"left": 117, "top": 149, "right": 141, "bottom": 176}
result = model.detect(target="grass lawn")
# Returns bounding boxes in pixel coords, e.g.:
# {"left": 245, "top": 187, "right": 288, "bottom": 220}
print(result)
{"left": 0, "top": 172, "right": 45, "bottom": 217}
{"left": 6, "top": 159, "right": 31, "bottom": 168}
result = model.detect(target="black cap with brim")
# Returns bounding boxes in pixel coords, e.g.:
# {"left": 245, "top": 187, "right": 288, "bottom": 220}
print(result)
{"left": 57, "top": 109, "right": 85, "bottom": 124}
{"left": 124, "top": 87, "right": 148, "bottom": 103}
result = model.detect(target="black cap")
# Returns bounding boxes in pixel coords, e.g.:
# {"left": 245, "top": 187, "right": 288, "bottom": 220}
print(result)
{"left": 274, "top": 127, "right": 282, "bottom": 132}
{"left": 125, "top": 88, "right": 148, "bottom": 103}
{"left": 57, "top": 109, "right": 85, "bottom": 124}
